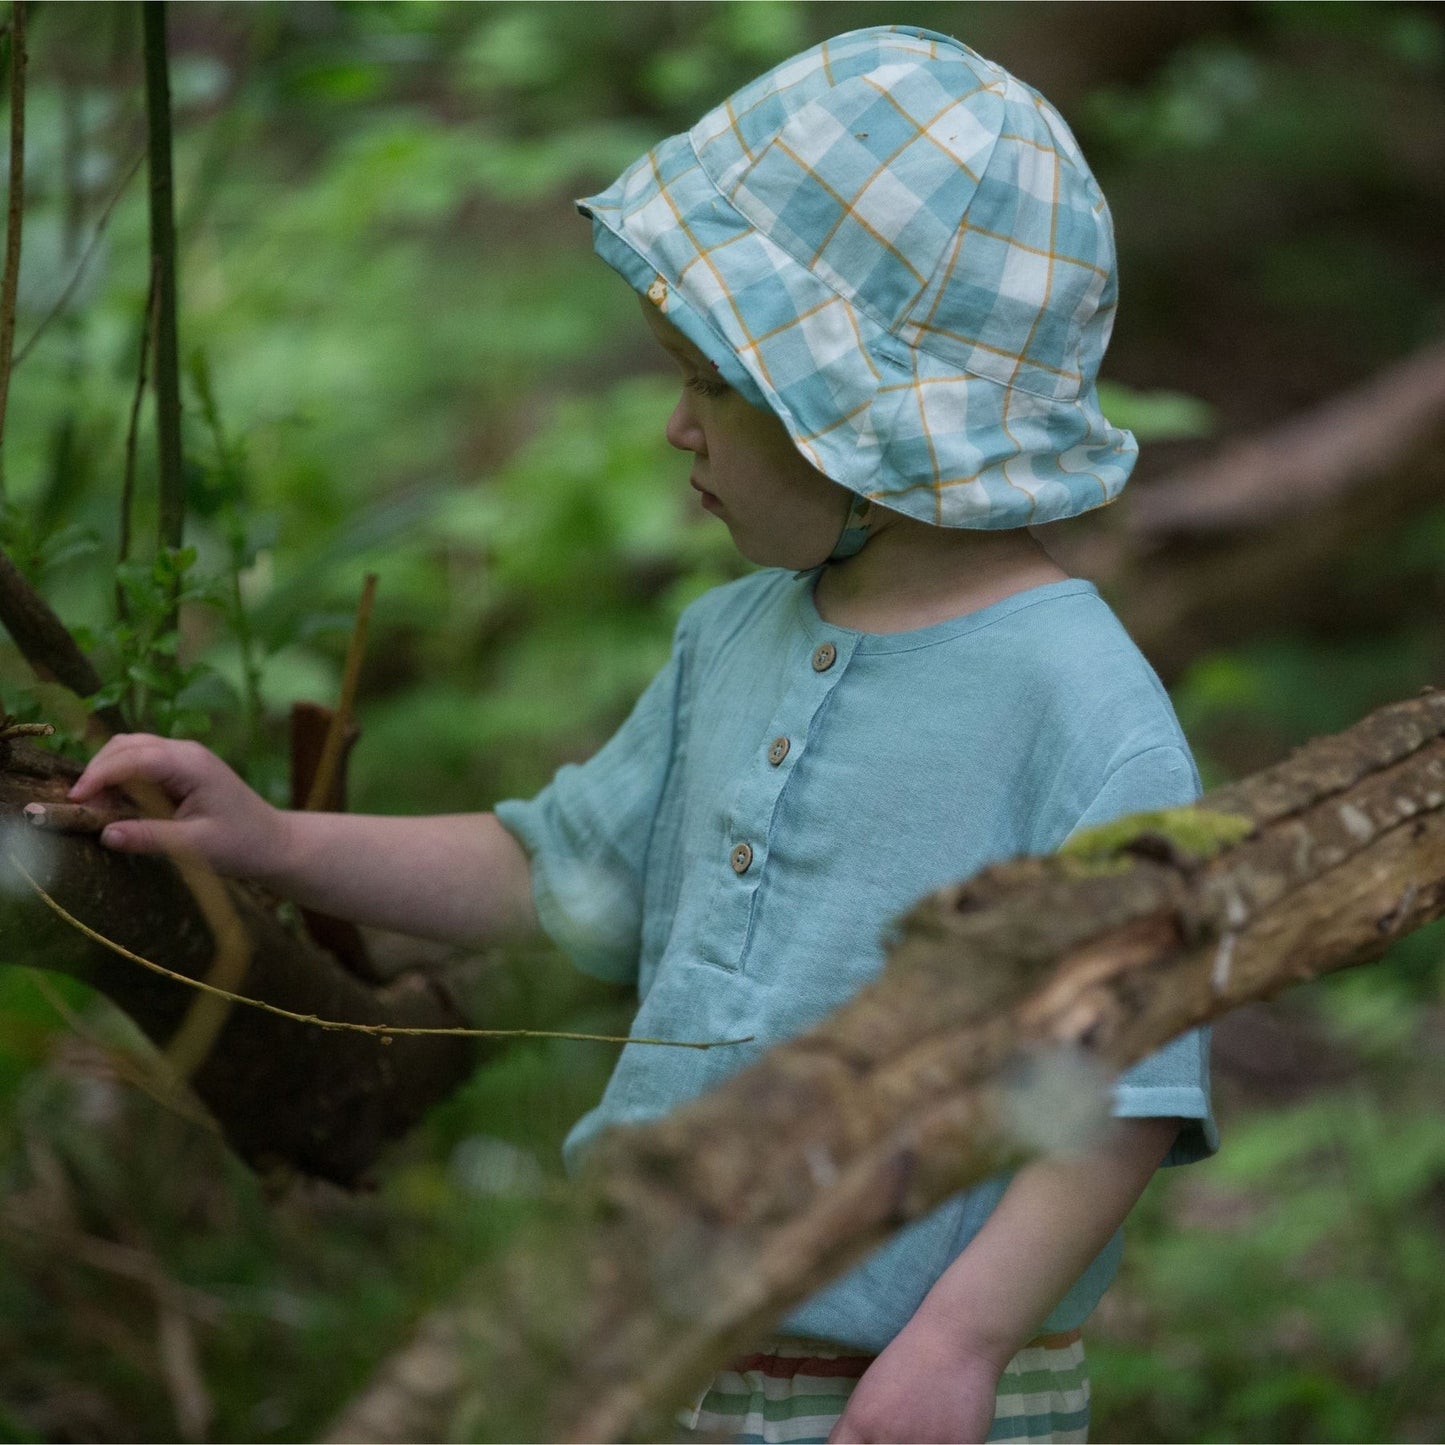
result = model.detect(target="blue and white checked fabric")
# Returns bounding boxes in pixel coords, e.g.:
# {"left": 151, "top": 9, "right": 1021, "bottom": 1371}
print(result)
{"left": 578, "top": 26, "right": 1137, "bottom": 530}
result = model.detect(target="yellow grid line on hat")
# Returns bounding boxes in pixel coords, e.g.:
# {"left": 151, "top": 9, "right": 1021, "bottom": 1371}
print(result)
{"left": 954, "top": 221, "right": 1109, "bottom": 281}
{"left": 766, "top": 137, "right": 930, "bottom": 287}
{"left": 999, "top": 129, "right": 1084, "bottom": 162}
{"left": 727, "top": 65, "right": 836, "bottom": 136}
{"left": 647, "top": 150, "right": 777, "bottom": 391}
{"left": 862, "top": 76, "right": 995, "bottom": 185}
{"left": 911, "top": 324, "right": 1084, "bottom": 385}
{"left": 998, "top": 132, "right": 1061, "bottom": 518}
{"left": 739, "top": 297, "right": 883, "bottom": 386}
{"left": 675, "top": 224, "right": 756, "bottom": 284}
{"left": 796, "top": 396, "right": 875, "bottom": 446}
{"left": 724, "top": 96, "right": 756, "bottom": 165}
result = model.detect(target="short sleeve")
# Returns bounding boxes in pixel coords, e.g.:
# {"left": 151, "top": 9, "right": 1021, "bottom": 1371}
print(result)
{"left": 494, "top": 618, "right": 691, "bottom": 985}
{"left": 1065, "top": 745, "right": 1219, "bottom": 1167}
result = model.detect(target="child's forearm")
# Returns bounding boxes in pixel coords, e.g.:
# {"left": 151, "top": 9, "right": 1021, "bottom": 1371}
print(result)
{"left": 71, "top": 735, "right": 539, "bottom": 949}
{"left": 270, "top": 808, "right": 537, "bottom": 948}
{"left": 907, "top": 1115, "right": 1183, "bottom": 1367}
{"left": 829, "top": 1116, "right": 1182, "bottom": 1443}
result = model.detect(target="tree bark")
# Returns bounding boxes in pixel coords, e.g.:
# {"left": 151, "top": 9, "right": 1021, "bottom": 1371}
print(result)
{"left": 323, "top": 688, "right": 1445, "bottom": 1443}
{"left": 0, "top": 745, "right": 477, "bottom": 1186}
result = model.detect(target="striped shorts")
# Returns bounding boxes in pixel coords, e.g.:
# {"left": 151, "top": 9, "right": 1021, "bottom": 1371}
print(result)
{"left": 678, "top": 1331, "right": 1088, "bottom": 1444}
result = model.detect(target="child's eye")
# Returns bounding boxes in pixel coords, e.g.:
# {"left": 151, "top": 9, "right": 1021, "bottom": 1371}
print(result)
{"left": 685, "top": 372, "right": 731, "bottom": 400}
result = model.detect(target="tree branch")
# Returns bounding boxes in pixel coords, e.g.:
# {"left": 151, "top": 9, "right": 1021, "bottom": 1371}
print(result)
{"left": 324, "top": 689, "right": 1445, "bottom": 1443}
{"left": 1126, "top": 339, "right": 1445, "bottom": 541}
{"left": 0, "top": 545, "right": 128, "bottom": 733}
{"left": 0, "top": 746, "right": 480, "bottom": 1185}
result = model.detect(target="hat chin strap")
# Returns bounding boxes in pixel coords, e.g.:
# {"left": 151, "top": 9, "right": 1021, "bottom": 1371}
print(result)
{"left": 827, "top": 494, "right": 874, "bottom": 563}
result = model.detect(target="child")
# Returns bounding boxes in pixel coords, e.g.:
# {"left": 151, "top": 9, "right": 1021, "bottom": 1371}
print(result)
{"left": 72, "top": 27, "right": 1215, "bottom": 1445}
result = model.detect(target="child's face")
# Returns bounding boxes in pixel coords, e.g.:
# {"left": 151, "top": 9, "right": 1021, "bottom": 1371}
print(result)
{"left": 641, "top": 300, "right": 850, "bottom": 569}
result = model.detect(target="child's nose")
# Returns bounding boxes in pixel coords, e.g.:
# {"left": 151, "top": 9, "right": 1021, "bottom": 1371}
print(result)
{"left": 665, "top": 395, "right": 705, "bottom": 454}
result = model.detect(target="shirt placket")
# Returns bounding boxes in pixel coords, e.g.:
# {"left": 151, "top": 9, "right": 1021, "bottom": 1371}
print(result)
{"left": 702, "top": 629, "right": 860, "bottom": 972}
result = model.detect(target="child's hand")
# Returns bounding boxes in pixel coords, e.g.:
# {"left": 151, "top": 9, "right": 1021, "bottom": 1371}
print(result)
{"left": 69, "top": 733, "right": 289, "bottom": 881}
{"left": 828, "top": 1323, "right": 1001, "bottom": 1444}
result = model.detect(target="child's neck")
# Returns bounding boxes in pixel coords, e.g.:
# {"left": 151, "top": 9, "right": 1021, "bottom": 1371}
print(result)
{"left": 812, "top": 519, "right": 1071, "bottom": 635}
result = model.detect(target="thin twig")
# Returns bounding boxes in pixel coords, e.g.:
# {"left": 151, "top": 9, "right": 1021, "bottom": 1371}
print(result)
{"left": 25, "top": 800, "right": 135, "bottom": 833}
{"left": 13, "top": 150, "right": 146, "bottom": 370}
{"left": 306, "top": 572, "right": 376, "bottom": 812}
{"left": 0, "top": 0, "right": 28, "bottom": 482}
{"left": 6, "top": 850, "right": 753, "bottom": 1051}
{"left": 117, "top": 773, "right": 253, "bottom": 1081}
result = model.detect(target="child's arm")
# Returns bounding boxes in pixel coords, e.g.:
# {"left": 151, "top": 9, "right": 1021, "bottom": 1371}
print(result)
{"left": 68, "top": 733, "right": 537, "bottom": 948}
{"left": 829, "top": 1115, "right": 1182, "bottom": 1445}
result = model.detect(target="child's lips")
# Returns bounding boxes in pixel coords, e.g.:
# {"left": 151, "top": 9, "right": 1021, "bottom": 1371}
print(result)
{"left": 691, "top": 477, "right": 723, "bottom": 513}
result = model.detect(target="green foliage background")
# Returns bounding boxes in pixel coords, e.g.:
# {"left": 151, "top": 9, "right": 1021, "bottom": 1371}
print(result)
{"left": 1, "top": 3, "right": 1443, "bottom": 1440}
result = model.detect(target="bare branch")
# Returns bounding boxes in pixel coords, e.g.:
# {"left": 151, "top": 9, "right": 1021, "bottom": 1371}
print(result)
{"left": 1127, "top": 339, "right": 1445, "bottom": 541}
{"left": 1043, "top": 339, "right": 1445, "bottom": 680}
{"left": 0, "top": 544, "right": 128, "bottom": 733}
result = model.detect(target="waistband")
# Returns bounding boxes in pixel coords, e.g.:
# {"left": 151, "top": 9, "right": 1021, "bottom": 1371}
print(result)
{"left": 729, "top": 1329, "right": 1083, "bottom": 1379}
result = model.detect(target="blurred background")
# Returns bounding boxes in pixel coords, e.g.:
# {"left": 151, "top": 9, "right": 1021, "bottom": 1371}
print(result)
{"left": 0, "top": 2, "right": 1443, "bottom": 1440}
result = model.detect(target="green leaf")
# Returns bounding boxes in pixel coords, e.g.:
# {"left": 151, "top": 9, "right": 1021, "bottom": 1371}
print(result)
{"left": 1096, "top": 381, "right": 1217, "bottom": 441}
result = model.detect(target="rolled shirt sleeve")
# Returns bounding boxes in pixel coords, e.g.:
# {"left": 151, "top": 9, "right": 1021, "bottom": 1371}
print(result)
{"left": 1065, "top": 745, "right": 1219, "bottom": 1166}
{"left": 494, "top": 617, "right": 691, "bottom": 986}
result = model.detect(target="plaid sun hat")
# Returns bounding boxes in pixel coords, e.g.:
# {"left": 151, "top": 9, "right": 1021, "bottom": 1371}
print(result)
{"left": 578, "top": 25, "right": 1137, "bottom": 530}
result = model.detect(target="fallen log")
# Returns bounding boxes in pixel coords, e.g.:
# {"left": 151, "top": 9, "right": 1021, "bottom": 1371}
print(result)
{"left": 324, "top": 688, "right": 1445, "bottom": 1443}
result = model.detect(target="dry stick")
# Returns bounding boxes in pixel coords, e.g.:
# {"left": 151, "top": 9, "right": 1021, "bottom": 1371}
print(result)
{"left": 5, "top": 852, "right": 753, "bottom": 1050}
{"left": 25, "top": 799, "right": 134, "bottom": 833}
{"left": 294, "top": 573, "right": 376, "bottom": 981}
{"left": 305, "top": 572, "right": 376, "bottom": 812}
{"left": 139, "top": 780, "right": 253, "bottom": 1081}
{"left": 13, "top": 151, "right": 146, "bottom": 371}
{"left": 0, "top": 0, "right": 27, "bottom": 483}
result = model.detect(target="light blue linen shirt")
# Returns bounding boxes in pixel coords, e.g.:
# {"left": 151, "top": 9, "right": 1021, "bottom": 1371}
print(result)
{"left": 496, "top": 570, "right": 1216, "bottom": 1352}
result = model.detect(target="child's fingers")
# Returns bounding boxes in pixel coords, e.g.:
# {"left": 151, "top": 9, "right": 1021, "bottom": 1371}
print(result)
{"left": 70, "top": 735, "right": 216, "bottom": 804}
{"left": 69, "top": 733, "right": 160, "bottom": 800}
{"left": 99, "top": 816, "right": 200, "bottom": 857}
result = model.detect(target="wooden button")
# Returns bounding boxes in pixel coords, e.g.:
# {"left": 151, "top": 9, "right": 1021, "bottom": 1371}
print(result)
{"left": 812, "top": 642, "right": 837, "bottom": 672}
{"left": 767, "top": 736, "right": 790, "bottom": 766}
{"left": 730, "top": 842, "right": 753, "bottom": 874}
